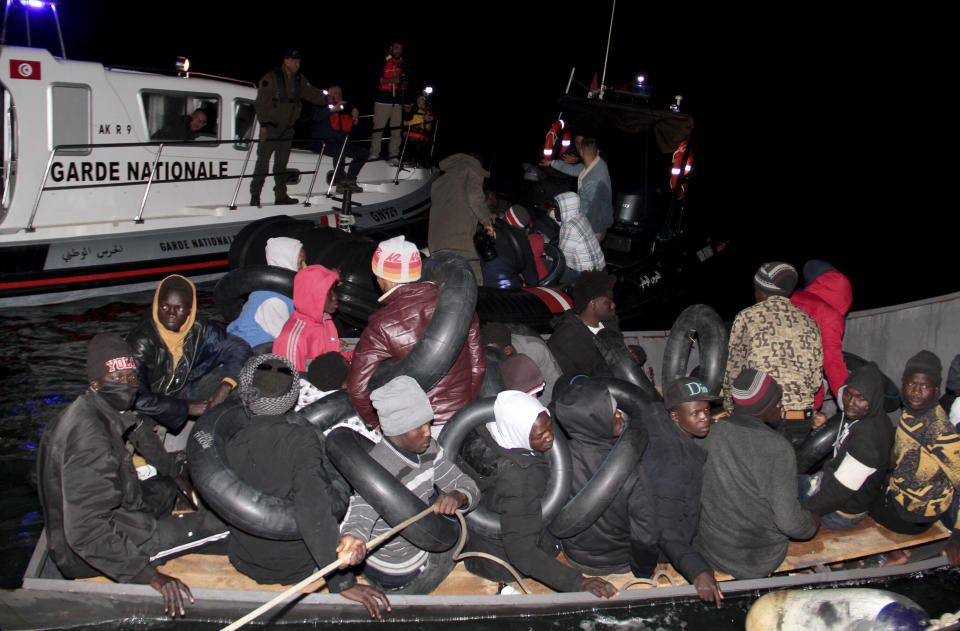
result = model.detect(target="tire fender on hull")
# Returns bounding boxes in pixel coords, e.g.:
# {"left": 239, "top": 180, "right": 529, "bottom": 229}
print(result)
{"left": 369, "top": 251, "right": 478, "bottom": 392}
{"left": 438, "top": 398, "right": 572, "bottom": 539}
{"left": 213, "top": 265, "right": 295, "bottom": 322}
{"left": 548, "top": 377, "right": 653, "bottom": 539}
{"left": 326, "top": 426, "right": 460, "bottom": 552}
{"left": 538, "top": 242, "right": 566, "bottom": 287}
{"left": 662, "top": 304, "right": 728, "bottom": 395}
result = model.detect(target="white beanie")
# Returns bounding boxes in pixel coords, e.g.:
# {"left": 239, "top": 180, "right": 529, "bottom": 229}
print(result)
{"left": 265, "top": 237, "right": 304, "bottom": 271}
{"left": 372, "top": 236, "right": 422, "bottom": 283}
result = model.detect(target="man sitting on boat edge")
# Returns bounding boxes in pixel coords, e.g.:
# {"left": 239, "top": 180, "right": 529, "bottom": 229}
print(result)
{"left": 37, "top": 335, "right": 226, "bottom": 617}
{"left": 338, "top": 376, "right": 480, "bottom": 593}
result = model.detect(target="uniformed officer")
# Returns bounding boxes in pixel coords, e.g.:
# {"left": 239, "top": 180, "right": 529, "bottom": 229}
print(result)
{"left": 251, "top": 49, "right": 327, "bottom": 207}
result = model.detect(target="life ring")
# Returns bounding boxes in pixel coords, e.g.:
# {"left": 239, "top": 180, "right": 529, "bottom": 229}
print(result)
{"left": 548, "top": 377, "right": 652, "bottom": 538}
{"left": 595, "top": 328, "right": 662, "bottom": 402}
{"left": 542, "top": 120, "right": 569, "bottom": 159}
{"left": 188, "top": 399, "right": 300, "bottom": 539}
{"left": 325, "top": 426, "right": 460, "bottom": 552}
{"left": 369, "top": 251, "right": 477, "bottom": 392}
{"left": 213, "top": 265, "right": 295, "bottom": 322}
{"left": 661, "top": 303, "right": 728, "bottom": 395}
{"left": 438, "top": 397, "right": 572, "bottom": 539}
{"left": 669, "top": 140, "right": 693, "bottom": 197}
{"left": 794, "top": 413, "right": 841, "bottom": 474}
{"left": 538, "top": 242, "right": 566, "bottom": 287}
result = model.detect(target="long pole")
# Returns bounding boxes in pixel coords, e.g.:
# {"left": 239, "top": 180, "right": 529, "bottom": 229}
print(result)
{"left": 599, "top": 0, "right": 617, "bottom": 99}
{"left": 220, "top": 505, "right": 436, "bottom": 631}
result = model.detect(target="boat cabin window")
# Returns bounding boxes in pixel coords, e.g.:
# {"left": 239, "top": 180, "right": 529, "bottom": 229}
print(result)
{"left": 233, "top": 99, "right": 255, "bottom": 150}
{"left": 50, "top": 84, "right": 91, "bottom": 156}
{"left": 141, "top": 91, "right": 220, "bottom": 142}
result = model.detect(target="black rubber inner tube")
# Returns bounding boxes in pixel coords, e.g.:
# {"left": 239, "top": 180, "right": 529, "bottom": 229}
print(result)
{"left": 298, "top": 389, "right": 358, "bottom": 434}
{"left": 188, "top": 399, "right": 300, "bottom": 540}
{"left": 227, "top": 215, "right": 308, "bottom": 270}
{"left": 662, "top": 303, "right": 729, "bottom": 395}
{"left": 213, "top": 265, "right": 296, "bottom": 322}
{"left": 538, "top": 242, "right": 566, "bottom": 287}
{"left": 548, "top": 377, "right": 652, "bottom": 539}
{"left": 795, "top": 413, "right": 842, "bottom": 474}
{"left": 325, "top": 426, "right": 460, "bottom": 552}
{"left": 369, "top": 251, "right": 477, "bottom": 393}
{"left": 595, "top": 327, "right": 662, "bottom": 402}
{"left": 437, "top": 397, "right": 572, "bottom": 539}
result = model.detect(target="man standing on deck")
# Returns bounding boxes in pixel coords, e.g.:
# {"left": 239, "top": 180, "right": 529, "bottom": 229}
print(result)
{"left": 541, "top": 137, "right": 613, "bottom": 240}
{"left": 250, "top": 49, "right": 328, "bottom": 208}
{"left": 371, "top": 41, "right": 407, "bottom": 163}
{"left": 722, "top": 262, "right": 825, "bottom": 445}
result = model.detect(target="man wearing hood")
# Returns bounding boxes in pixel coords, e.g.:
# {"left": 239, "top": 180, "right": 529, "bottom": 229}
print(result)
{"left": 548, "top": 271, "right": 619, "bottom": 379}
{"left": 126, "top": 275, "right": 252, "bottom": 441}
{"left": 553, "top": 192, "right": 605, "bottom": 284}
{"left": 801, "top": 362, "right": 895, "bottom": 529}
{"left": 347, "top": 236, "right": 484, "bottom": 433}
{"left": 553, "top": 380, "right": 660, "bottom": 578}
{"left": 273, "top": 264, "right": 345, "bottom": 371}
{"left": 542, "top": 137, "right": 613, "bottom": 240}
{"left": 790, "top": 260, "right": 854, "bottom": 407}
{"left": 38, "top": 335, "right": 226, "bottom": 617}
{"left": 222, "top": 354, "right": 390, "bottom": 619}
{"left": 427, "top": 153, "right": 495, "bottom": 282}
{"left": 695, "top": 369, "right": 818, "bottom": 579}
{"left": 227, "top": 237, "right": 306, "bottom": 351}
{"left": 877, "top": 351, "right": 960, "bottom": 565}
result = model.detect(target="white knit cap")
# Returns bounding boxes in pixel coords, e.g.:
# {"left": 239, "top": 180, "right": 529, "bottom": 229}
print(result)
{"left": 265, "top": 237, "right": 304, "bottom": 271}
{"left": 487, "top": 390, "right": 549, "bottom": 451}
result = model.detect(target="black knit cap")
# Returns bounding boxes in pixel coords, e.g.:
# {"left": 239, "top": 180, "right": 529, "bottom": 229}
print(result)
{"left": 731, "top": 369, "right": 782, "bottom": 418}
{"left": 86, "top": 334, "right": 137, "bottom": 381}
{"left": 572, "top": 271, "right": 615, "bottom": 312}
{"left": 480, "top": 322, "right": 512, "bottom": 349}
{"left": 283, "top": 49, "right": 301, "bottom": 60}
{"left": 903, "top": 350, "right": 942, "bottom": 387}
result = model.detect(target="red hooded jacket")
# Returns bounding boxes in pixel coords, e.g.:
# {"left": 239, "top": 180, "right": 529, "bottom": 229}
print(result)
{"left": 273, "top": 265, "right": 345, "bottom": 371}
{"left": 791, "top": 270, "right": 853, "bottom": 402}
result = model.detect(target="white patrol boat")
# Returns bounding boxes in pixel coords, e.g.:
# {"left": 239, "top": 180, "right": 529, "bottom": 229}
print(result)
{"left": 0, "top": 43, "right": 434, "bottom": 307}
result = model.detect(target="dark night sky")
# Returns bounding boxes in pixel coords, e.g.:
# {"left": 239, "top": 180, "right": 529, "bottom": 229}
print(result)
{"left": 4, "top": 2, "right": 946, "bottom": 316}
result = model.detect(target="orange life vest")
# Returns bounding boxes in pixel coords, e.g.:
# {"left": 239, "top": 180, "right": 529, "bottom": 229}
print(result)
{"left": 329, "top": 105, "right": 354, "bottom": 133}
{"left": 404, "top": 108, "right": 432, "bottom": 142}
{"left": 378, "top": 55, "right": 404, "bottom": 97}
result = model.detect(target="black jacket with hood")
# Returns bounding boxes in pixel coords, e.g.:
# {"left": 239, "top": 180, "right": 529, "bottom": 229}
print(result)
{"left": 547, "top": 310, "right": 620, "bottom": 379}
{"left": 554, "top": 382, "right": 659, "bottom": 577}
{"left": 126, "top": 275, "right": 251, "bottom": 430}
{"left": 803, "top": 362, "right": 895, "bottom": 516}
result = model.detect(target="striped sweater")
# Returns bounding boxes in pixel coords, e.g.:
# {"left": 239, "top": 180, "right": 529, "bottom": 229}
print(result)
{"left": 340, "top": 438, "right": 479, "bottom": 575}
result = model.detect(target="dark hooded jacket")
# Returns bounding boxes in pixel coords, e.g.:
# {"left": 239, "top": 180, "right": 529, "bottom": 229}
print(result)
{"left": 126, "top": 275, "right": 252, "bottom": 431}
{"left": 548, "top": 310, "right": 620, "bottom": 378}
{"left": 803, "top": 362, "right": 895, "bottom": 516}
{"left": 640, "top": 406, "right": 711, "bottom": 582}
{"left": 481, "top": 219, "right": 539, "bottom": 290}
{"left": 791, "top": 270, "right": 853, "bottom": 402}
{"left": 37, "top": 389, "right": 158, "bottom": 583}
{"left": 465, "top": 427, "right": 584, "bottom": 592}
{"left": 554, "top": 382, "right": 659, "bottom": 577}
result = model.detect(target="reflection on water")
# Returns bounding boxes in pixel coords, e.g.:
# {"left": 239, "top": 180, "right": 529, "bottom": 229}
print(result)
{"left": 2, "top": 286, "right": 959, "bottom": 630}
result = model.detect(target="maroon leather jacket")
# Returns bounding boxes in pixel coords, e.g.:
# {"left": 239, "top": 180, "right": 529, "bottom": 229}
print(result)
{"left": 347, "top": 282, "right": 485, "bottom": 428}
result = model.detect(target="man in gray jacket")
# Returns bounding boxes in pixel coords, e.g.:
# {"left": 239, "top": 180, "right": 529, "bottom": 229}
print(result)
{"left": 694, "top": 369, "right": 818, "bottom": 579}
{"left": 541, "top": 137, "right": 613, "bottom": 239}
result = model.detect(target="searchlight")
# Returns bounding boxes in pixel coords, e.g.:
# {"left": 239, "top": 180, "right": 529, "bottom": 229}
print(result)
{"left": 175, "top": 56, "right": 190, "bottom": 77}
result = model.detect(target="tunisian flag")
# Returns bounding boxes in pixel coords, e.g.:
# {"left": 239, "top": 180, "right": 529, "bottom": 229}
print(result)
{"left": 10, "top": 60, "right": 41, "bottom": 80}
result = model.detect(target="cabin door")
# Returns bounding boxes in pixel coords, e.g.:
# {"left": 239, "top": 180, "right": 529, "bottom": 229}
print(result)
{"left": 0, "top": 83, "right": 15, "bottom": 217}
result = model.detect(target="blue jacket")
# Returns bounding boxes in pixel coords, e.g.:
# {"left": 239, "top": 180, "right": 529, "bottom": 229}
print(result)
{"left": 226, "top": 290, "right": 294, "bottom": 348}
{"left": 551, "top": 157, "right": 614, "bottom": 236}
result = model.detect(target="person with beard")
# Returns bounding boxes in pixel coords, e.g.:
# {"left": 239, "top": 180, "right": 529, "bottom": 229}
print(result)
{"left": 272, "top": 264, "right": 346, "bottom": 371}
{"left": 801, "top": 362, "right": 895, "bottom": 530}
{"left": 222, "top": 354, "right": 390, "bottom": 618}
{"left": 126, "top": 275, "right": 252, "bottom": 448}
{"left": 871, "top": 351, "right": 960, "bottom": 566}
{"left": 464, "top": 390, "right": 618, "bottom": 598}
{"left": 37, "top": 335, "right": 226, "bottom": 617}
{"left": 553, "top": 380, "right": 660, "bottom": 579}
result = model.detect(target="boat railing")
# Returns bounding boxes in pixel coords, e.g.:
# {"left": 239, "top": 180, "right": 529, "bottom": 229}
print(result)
{"left": 23, "top": 127, "right": 435, "bottom": 232}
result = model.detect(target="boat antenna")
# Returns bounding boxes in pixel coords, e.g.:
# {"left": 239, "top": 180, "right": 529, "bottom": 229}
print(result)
{"left": 599, "top": 0, "right": 616, "bottom": 100}
{"left": 557, "top": 66, "right": 575, "bottom": 121}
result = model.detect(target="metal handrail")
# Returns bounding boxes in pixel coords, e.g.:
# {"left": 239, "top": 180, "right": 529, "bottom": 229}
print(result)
{"left": 229, "top": 140, "right": 256, "bottom": 210}
{"left": 326, "top": 137, "right": 350, "bottom": 197}
{"left": 304, "top": 142, "right": 325, "bottom": 207}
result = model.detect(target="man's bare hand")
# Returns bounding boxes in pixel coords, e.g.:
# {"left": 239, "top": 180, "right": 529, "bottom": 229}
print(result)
{"left": 336, "top": 536, "right": 367, "bottom": 568}
{"left": 712, "top": 410, "right": 731, "bottom": 423}
{"left": 340, "top": 584, "right": 392, "bottom": 619}
{"left": 187, "top": 400, "right": 209, "bottom": 417}
{"left": 539, "top": 159, "right": 553, "bottom": 167}
{"left": 259, "top": 127, "right": 267, "bottom": 142}
{"left": 693, "top": 571, "right": 723, "bottom": 608}
{"left": 811, "top": 411, "right": 828, "bottom": 430}
{"left": 149, "top": 571, "right": 194, "bottom": 617}
{"left": 433, "top": 491, "right": 467, "bottom": 515}
{"left": 206, "top": 383, "right": 233, "bottom": 409}
{"left": 484, "top": 224, "right": 496, "bottom": 240}
{"left": 561, "top": 153, "right": 579, "bottom": 164}
{"left": 580, "top": 576, "right": 618, "bottom": 599}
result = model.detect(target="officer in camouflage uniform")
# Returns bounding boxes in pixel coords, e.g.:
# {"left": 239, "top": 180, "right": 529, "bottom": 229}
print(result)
{"left": 722, "top": 262, "right": 824, "bottom": 443}
{"left": 251, "top": 49, "right": 327, "bottom": 207}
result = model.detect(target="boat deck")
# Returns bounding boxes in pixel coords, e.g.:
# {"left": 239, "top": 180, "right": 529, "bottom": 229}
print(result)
{"left": 80, "top": 516, "right": 950, "bottom": 595}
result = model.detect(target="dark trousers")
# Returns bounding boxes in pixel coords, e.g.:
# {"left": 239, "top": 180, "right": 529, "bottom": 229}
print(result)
{"left": 251, "top": 127, "right": 295, "bottom": 198}
{"left": 320, "top": 136, "right": 368, "bottom": 183}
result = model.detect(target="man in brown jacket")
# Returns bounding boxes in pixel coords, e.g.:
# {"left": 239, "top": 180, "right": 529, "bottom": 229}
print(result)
{"left": 251, "top": 49, "right": 328, "bottom": 207}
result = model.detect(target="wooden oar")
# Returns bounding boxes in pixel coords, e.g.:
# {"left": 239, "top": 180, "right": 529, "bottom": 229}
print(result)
{"left": 220, "top": 505, "right": 436, "bottom": 631}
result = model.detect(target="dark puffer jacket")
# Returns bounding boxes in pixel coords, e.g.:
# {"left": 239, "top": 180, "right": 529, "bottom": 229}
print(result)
{"left": 554, "top": 381, "right": 659, "bottom": 577}
{"left": 37, "top": 389, "right": 158, "bottom": 583}
{"left": 347, "top": 281, "right": 485, "bottom": 427}
{"left": 803, "top": 362, "right": 895, "bottom": 516}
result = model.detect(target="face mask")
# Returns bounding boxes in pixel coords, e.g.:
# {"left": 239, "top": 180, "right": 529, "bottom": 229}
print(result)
{"left": 96, "top": 381, "right": 138, "bottom": 411}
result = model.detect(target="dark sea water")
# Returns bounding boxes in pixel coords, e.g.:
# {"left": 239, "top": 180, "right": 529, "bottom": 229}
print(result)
{"left": 2, "top": 286, "right": 959, "bottom": 630}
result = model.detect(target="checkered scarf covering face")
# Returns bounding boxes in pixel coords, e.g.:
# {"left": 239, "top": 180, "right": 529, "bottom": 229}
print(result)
{"left": 239, "top": 353, "right": 301, "bottom": 416}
